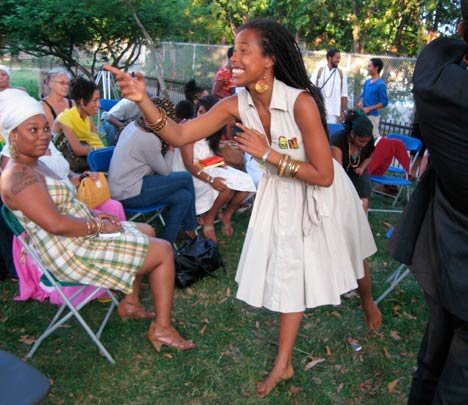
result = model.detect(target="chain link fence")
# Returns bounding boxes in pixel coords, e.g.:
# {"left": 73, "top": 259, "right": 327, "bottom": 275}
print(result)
{"left": 142, "top": 42, "right": 416, "bottom": 125}
{"left": 2, "top": 42, "right": 416, "bottom": 127}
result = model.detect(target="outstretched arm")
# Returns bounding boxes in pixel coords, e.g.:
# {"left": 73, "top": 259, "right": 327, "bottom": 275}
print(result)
{"left": 104, "top": 65, "right": 238, "bottom": 147}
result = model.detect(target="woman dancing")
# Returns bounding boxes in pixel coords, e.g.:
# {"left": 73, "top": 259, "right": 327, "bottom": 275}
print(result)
{"left": 106, "top": 19, "right": 377, "bottom": 396}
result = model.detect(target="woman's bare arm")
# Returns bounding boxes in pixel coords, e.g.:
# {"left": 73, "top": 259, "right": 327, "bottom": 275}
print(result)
{"left": 104, "top": 66, "right": 238, "bottom": 146}
{"left": 56, "top": 122, "right": 92, "bottom": 156}
{"left": 331, "top": 146, "right": 343, "bottom": 166}
{"left": 1, "top": 164, "right": 118, "bottom": 236}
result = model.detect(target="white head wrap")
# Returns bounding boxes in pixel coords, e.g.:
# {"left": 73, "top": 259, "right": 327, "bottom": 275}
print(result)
{"left": 0, "top": 89, "right": 45, "bottom": 139}
{"left": 0, "top": 65, "right": 10, "bottom": 77}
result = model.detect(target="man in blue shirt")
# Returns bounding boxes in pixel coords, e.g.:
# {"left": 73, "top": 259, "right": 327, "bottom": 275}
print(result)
{"left": 357, "top": 58, "right": 388, "bottom": 138}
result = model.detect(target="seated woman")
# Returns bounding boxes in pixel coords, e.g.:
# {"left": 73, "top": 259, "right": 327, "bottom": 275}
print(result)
{"left": 108, "top": 98, "right": 197, "bottom": 245}
{"left": 41, "top": 69, "right": 74, "bottom": 128}
{"left": 331, "top": 111, "right": 375, "bottom": 212}
{"left": 53, "top": 77, "right": 104, "bottom": 172}
{"left": 1, "top": 137, "right": 126, "bottom": 305}
{"left": 0, "top": 89, "right": 194, "bottom": 351}
{"left": 178, "top": 95, "right": 256, "bottom": 241}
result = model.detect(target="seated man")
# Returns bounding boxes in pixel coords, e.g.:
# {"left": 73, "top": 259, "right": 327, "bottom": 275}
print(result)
{"left": 102, "top": 98, "right": 142, "bottom": 145}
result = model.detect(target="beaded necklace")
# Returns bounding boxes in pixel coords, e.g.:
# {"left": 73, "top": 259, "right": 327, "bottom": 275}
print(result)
{"left": 347, "top": 140, "right": 361, "bottom": 169}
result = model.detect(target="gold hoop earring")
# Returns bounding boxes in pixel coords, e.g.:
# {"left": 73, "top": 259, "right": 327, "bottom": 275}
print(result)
{"left": 9, "top": 141, "right": 19, "bottom": 159}
{"left": 255, "top": 73, "right": 269, "bottom": 94}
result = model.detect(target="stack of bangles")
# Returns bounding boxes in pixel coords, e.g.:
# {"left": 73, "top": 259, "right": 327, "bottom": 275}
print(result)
{"left": 143, "top": 106, "right": 168, "bottom": 134}
{"left": 277, "top": 153, "right": 301, "bottom": 178}
{"left": 86, "top": 217, "right": 104, "bottom": 237}
{"left": 196, "top": 169, "right": 215, "bottom": 185}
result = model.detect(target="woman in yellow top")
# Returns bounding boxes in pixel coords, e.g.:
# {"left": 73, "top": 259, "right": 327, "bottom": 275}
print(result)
{"left": 53, "top": 77, "right": 104, "bottom": 158}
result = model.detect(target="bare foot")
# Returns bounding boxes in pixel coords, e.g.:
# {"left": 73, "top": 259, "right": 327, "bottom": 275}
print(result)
{"left": 198, "top": 216, "right": 217, "bottom": 242}
{"left": 218, "top": 212, "right": 234, "bottom": 237}
{"left": 256, "top": 363, "right": 294, "bottom": 398}
{"left": 363, "top": 300, "right": 382, "bottom": 331}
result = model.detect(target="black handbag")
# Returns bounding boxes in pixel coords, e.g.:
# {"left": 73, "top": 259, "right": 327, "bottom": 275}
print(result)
{"left": 174, "top": 236, "right": 225, "bottom": 288}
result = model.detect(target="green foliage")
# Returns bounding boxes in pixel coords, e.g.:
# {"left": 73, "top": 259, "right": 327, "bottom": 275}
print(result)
{"left": 0, "top": 0, "right": 462, "bottom": 69}
{"left": 0, "top": 0, "right": 192, "bottom": 76}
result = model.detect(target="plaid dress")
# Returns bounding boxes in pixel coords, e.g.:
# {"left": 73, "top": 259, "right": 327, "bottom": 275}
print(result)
{"left": 12, "top": 176, "right": 149, "bottom": 294}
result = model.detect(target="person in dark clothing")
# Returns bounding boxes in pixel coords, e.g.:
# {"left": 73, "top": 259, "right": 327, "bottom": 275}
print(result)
{"left": 389, "top": 2, "right": 468, "bottom": 403}
{"left": 331, "top": 111, "right": 375, "bottom": 212}
{"left": 0, "top": 200, "right": 16, "bottom": 279}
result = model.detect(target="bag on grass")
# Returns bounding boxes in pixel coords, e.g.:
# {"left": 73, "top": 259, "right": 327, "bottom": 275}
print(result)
{"left": 174, "top": 236, "right": 225, "bottom": 288}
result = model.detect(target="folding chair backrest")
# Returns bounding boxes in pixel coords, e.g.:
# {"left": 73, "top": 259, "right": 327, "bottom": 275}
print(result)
{"left": 328, "top": 123, "right": 345, "bottom": 137}
{"left": 99, "top": 98, "right": 119, "bottom": 112}
{"left": 1, "top": 205, "right": 24, "bottom": 236}
{"left": 387, "top": 133, "right": 422, "bottom": 153}
{"left": 87, "top": 146, "right": 115, "bottom": 172}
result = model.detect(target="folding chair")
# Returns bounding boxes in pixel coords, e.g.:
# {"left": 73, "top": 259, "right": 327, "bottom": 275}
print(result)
{"left": 327, "top": 123, "right": 345, "bottom": 138}
{"left": 87, "top": 148, "right": 168, "bottom": 226}
{"left": 99, "top": 98, "right": 119, "bottom": 113}
{"left": 369, "top": 133, "right": 422, "bottom": 210}
{"left": 375, "top": 227, "right": 412, "bottom": 304}
{"left": 0, "top": 350, "right": 50, "bottom": 403}
{"left": 97, "top": 98, "right": 119, "bottom": 135}
{"left": 1, "top": 205, "right": 119, "bottom": 364}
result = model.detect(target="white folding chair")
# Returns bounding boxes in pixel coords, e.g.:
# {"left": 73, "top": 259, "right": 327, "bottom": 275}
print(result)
{"left": 2, "top": 205, "right": 119, "bottom": 364}
{"left": 376, "top": 227, "right": 412, "bottom": 304}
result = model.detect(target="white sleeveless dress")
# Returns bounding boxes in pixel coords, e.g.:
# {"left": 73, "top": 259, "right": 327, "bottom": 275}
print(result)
{"left": 235, "top": 79, "right": 377, "bottom": 313}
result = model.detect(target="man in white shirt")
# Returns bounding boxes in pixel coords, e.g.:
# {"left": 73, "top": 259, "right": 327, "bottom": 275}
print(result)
{"left": 310, "top": 48, "right": 348, "bottom": 123}
{"left": 102, "top": 98, "right": 142, "bottom": 145}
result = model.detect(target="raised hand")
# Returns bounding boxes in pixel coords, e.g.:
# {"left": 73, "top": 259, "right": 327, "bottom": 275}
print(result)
{"left": 234, "top": 123, "right": 269, "bottom": 159}
{"left": 103, "top": 65, "right": 147, "bottom": 104}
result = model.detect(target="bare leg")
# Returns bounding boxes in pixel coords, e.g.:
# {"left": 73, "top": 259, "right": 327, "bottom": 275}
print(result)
{"left": 361, "top": 197, "right": 369, "bottom": 213}
{"left": 137, "top": 237, "right": 195, "bottom": 350}
{"left": 199, "top": 188, "right": 234, "bottom": 241}
{"left": 256, "top": 312, "right": 303, "bottom": 397}
{"left": 118, "top": 223, "right": 157, "bottom": 320}
{"left": 219, "top": 191, "right": 249, "bottom": 237}
{"left": 357, "top": 260, "right": 382, "bottom": 331}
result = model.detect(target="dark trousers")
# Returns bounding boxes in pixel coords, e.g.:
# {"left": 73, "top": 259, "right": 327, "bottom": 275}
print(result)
{"left": 0, "top": 202, "right": 15, "bottom": 279}
{"left": 408, "top": 293, "right": 468, "bottom": 404}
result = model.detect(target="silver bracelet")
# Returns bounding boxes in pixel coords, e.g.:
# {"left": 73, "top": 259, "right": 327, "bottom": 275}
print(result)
{"left": 262, "top": 148, "right": 272, "bottom": 162}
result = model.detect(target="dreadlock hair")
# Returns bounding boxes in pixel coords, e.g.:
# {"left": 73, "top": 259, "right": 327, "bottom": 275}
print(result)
{"left": 70, "top": 76, "right": 98, "bottom": 105}
{"left": 197, "top": 95, "right": 224, "bottom": 154}
{"left": 237, "top": 19, "right": 329, "bottom": 138}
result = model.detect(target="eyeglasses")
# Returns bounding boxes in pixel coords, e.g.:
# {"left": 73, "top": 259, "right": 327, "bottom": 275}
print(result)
{"left": 52, "top": 80, "right": 69, "bottom": 86}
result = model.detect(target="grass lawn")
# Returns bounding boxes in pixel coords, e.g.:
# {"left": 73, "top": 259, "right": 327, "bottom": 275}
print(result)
{"left": 9, "top": 68, "right": 41, "bottom": 97}
{"left": 0, "top": 194, "right": 427, "bottom": 405}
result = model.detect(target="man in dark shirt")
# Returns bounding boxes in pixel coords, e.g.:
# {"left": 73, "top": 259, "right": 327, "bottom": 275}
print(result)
{"left": 389, "top": 2, "right": 468, "bottom": 403}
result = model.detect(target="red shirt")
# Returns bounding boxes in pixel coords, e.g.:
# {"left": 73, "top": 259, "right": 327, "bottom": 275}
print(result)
{"left": 214, "top": 66, "right": 234, "bottom": 98}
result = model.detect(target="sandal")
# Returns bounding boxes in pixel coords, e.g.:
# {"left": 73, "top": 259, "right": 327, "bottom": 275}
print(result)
{"left": 117, "top": 300, "right": 155, "bottom": 322}
{"left": 147, "top": 323, "right": 195, "bottom": 352}
{"left": 218, "top": 212, "right": 234, "bottom": 238}
{"left": 202, "top": 225, "right": 217, "bottom": 242}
